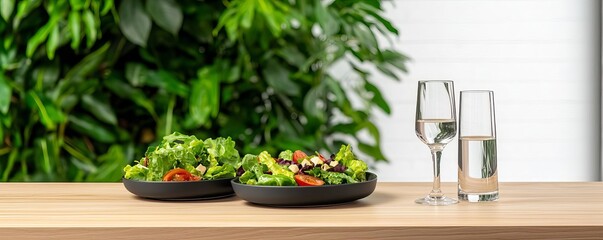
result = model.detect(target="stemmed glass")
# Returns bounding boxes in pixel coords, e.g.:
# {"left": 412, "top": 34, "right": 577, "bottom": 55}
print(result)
{"left": 414, "top": 80, "right": 458, "bottom": 205}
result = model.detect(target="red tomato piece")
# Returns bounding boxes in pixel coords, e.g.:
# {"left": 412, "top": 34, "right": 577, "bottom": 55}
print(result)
{"left": 292, "top": 150, "right": 308, "bottom": 164}
{"left": 295, "top": 174, "right": 325, "bottom": 186}
{"left": 162, "top": 168, "right": 200, "bottom": 181}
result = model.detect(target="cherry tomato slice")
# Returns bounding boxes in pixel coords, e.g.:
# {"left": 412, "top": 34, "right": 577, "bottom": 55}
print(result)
{"left": 292, "top": 150, "right": 308, "bottom": 164}
{"left": 295, "top": 174, "right": 325, "bottom": 186}
{"left": 317, "top": 153, "right": 327, "bottom": 162}
{"left": 162, "top": 168, "right": 200, "bottom": 181}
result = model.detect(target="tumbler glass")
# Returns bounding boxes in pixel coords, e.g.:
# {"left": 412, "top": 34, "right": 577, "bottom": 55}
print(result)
{"left": 458, "top": 90, "right": 499, "bottom": 202}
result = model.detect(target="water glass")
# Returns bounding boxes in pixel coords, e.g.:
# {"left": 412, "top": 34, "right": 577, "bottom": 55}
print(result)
{"left": 415, "top": 80, "right": 458, "bottom": 205}
{"left": 458, "top": 90, "right": 499, "bottom": 202}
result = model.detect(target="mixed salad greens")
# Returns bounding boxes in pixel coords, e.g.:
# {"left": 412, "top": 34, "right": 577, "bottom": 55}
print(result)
{"left": 239, "top": 145, "right": 369, "bottom": 186}
{"left": 123, "top": 132, "right": 241, "bottom": 181}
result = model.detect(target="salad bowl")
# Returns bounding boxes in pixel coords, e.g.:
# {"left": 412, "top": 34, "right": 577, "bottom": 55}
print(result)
{"left": 122, "top": 177, "right": 234, "bottom": 200}
{"left": 231, "top": 172, "right": 377, "bottom": 206}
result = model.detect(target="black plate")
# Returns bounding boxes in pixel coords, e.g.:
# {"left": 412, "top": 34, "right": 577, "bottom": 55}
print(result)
{"left": 231, "top": 172, "right": 377, "bottom": 206}
{"left": 122, "top": 177, "right": 234, "bottom": 200}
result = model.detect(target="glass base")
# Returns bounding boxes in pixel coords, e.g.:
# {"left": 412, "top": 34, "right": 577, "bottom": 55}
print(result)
{"left": 415, "top": 195, "right": 458, "bottom": 206}
{"left": 458, "top": 191, "right": 499, "bottom": 202}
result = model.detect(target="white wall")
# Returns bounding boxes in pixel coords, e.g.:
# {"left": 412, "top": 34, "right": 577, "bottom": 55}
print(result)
{"left": 367, "top": 0, "right": 601, "bottom": 181}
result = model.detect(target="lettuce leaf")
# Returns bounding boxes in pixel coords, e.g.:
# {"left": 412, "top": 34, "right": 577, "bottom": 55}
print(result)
{"left": 203, "top": 137, "right": 241, "bottom": 168}
{"left": 335, "top": 144, "right": 354, "bottom": 166}
{"left": 237, "top": 145, "right": 368, "bottom": 186}
{"left": 306, "top": 167, "right": 358, "bottom": 185}
{"left": 258, "top": 151, "right": 294, "bottom": 179}
{"left": 123, "top": 132, "right": 241, "bottom": 181}
{"left": 239, "top": 152, "right": 295, "bottom": 185}
{"left": 335, "top": 144, "right": 368, "bottom": 181}
{"left": 123, "top": 163, "right": 148, "bottom": 180}
{"left": 256, "top": 174, "right": 296, "bottom": 186}
{"left": 242, "top": 154, "right": 259, "bottom": 171}
{"left": 204, "top": 164, "right": 236, "bottom": 180}
{"left": 278, "top": 150, "right": 293, "bottom": 160}
{"left": 239, "top": 171, "right": 256, "bottom": 184}
{"left": 346, "top": 159, "right": 368, "bottom": 181}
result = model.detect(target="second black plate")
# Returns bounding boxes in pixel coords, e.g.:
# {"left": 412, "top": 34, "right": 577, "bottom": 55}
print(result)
{"left": 122, "top": 177, "right": 234, "bottom": 200}
{"left": 231, "top": 172, "right": 377, "bottom": 206}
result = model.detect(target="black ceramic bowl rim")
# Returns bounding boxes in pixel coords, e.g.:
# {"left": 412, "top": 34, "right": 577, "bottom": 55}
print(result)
{"left": 231, "top": 172, "right": 378, "bottom": 206}
{"left": 231, "top": 172, "right": 378, "bottom": 187}
{"left": 122, "top": 176, "right": 235, "bottom": 200}
{"left": 122, "top": 177, "right": 234, "bottom": 183}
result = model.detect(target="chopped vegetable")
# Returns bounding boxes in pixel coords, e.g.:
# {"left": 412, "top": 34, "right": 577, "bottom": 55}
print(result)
{"left": 295, "top": 174, "right": 325, "bottom": 186}
{"left": 238, "top": 144, "right": 368, "bottom": 186}
{"left": 123, "top": 132, "right": 241, "bottom": 181}
{"left": 292, "top": 150, "right": 307, "bottom": 163}
{"left": 162, "top": 168, "right": 200, "bottom": 181}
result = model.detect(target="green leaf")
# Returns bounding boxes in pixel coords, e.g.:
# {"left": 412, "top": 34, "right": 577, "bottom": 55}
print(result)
{"left": 70, "top": 157, "right": 98, "bottom": 173}
{"left": 354, "top": 2, "right": 398, "bottom": 35}
{"left": 32, "top": 62, "right": 60, "bottom": 89}
{"left": 68, "top": 11, "right": 81, "bottom": 49}
{"left": 1, "top": 0, "right": 14, "bottom": 21}
{"left": 365, "top": 81, "right": 391, "bottom": 114}
{"left": 81, "top": 94, "right": 118, "bottom": 125}
{"left": 146, "top": 0, "right": 182, "bottom": 36}
{"left": 68, "top": 115, "right": 116, "bottom": 143}
{"left": 0, "top": 111, "right": 12, "bottom": 128}
{"left": 13, "top": 0, "right": 41, "bottom": 29}
{"left": 104, "top": 77, "right": 157, "bottom": 118}
{"left": 375, "top": 63, "right": 399, "bottom": 80}
{"left": 240, "top": 5, "right": 254, "bottom": 29}
{"left": 215, "top": 60, "right": 240, "bottom": 84}
{"left": 213, "top": 7, "right": 237, "bottom": 41}
{"left": 65, "top": 43, "right": 109, "bottom": 80}
{"left": 353, "top": 24, "right": 378, "bottom": 51}
{"left": 46, "top": 24, "right": 59, "bottom": 60}
{"left": 87, "top": 145, "right": 126, "bottom": 182}
{"left": 82, "top": 9, "right": 97, "bottom": 48}
{"left": 314, "top": 0, "right": 339, "bottom": 36}
{"left": 101, "top": 0, "right": 113, "bottom": 15}
{"left": 382, "top": 50, "right": 409, "bottom": 73}
{"left": 303, "top": 83, "right": 327, "bottom": 121}
{"left": 1, "top": 150, "right": 18, "bottom": 181}
{"left": 278, "top": 46, "right": 305, "bottom": 68}
{"left": 0, "top": 74, "right": 12, "bottom": 114}
{"left": 36, "top": 138, "right": 52, "bottom": 174}
{"left": 189, "top": 67, "right": 219, "bottom": 125}
{"left": 262, "top": 60, "right": 300, "bottom": 96}
{"left": 119, "top": 0, "right": 151, "bottom": 47}
{"left": 26, "top": 22, "right": 53, "bottom": 57}
{"left": 144, "top": 70, "right": 189, "bottom": 97}
{"left": 330, "top": 123, "right": 359, "bottom": 135}
{"left": 25, "top": 91, "right": 65, "bottom": 130}
{"left": 360, "top": 121, "right": 381, "bottom": 145}
{"left": 124, "top": 62, "right": 148, "bottom": 87}
{"left": 358, "top": 142, "right": 386, "bottom": 161}
{"left": 69, "top": 0, "right": 85, "bottom": 10}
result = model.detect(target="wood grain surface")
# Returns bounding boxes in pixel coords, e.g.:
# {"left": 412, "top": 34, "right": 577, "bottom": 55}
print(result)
{"left": 1, "top": 182, "right": 602, "bottom": 239}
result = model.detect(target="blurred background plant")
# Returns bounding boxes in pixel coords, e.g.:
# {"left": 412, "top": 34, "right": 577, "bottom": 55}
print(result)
{"left": 0, "top": 0, "right": 408, "bottom": 181}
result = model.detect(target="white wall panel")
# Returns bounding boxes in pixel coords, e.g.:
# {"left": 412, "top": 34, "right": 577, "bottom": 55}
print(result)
{"left": 351, "top": 0, "right": 600, "bottom": 181}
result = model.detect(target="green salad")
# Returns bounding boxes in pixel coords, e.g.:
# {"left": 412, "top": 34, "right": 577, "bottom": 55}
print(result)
{"left": 239, "top": 144, "right": 368, "bottom": 186}
{"left": 123, "top": 132, "right": 241, "bottom": 181}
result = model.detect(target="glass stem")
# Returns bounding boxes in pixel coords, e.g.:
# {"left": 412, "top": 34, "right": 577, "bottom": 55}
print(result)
{"left": 429, "top": 147, "right": 444, "bottom": 198}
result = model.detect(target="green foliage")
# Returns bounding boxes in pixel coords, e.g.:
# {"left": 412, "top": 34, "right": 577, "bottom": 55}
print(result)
{"left": 0, "top": 0, "right": 408, "bottom": 181}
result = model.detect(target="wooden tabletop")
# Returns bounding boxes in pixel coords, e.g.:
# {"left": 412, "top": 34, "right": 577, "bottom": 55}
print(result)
{"left": 1, "top": 182, "right": 602, "bottom": 240}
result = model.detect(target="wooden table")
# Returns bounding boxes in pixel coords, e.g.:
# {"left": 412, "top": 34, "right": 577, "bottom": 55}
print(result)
{"left": 0, "top": 182, "right": 602, "bottom": 240}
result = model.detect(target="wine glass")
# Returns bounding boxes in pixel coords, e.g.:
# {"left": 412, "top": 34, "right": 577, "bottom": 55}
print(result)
{"left": 414, "top": 80, "right": 458, "bottom": 205}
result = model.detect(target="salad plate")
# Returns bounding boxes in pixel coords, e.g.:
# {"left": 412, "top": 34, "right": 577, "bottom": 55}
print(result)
{"left": 231, "top": 172, "right": 377, "bottom": 206}
{"left": 122, "top": 177, "right": 234, "bottom": 200}
{"left": 122, "top": 132, "right": 243, "bottom": 201}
